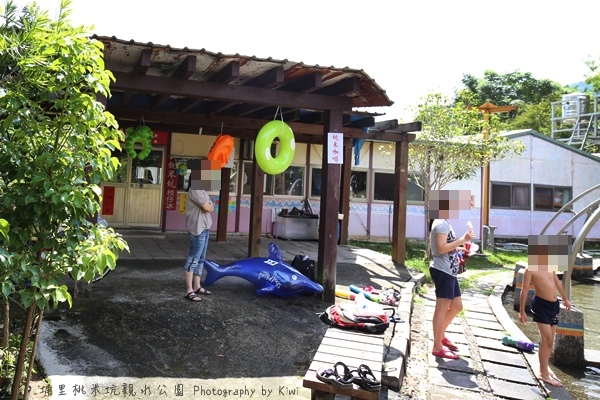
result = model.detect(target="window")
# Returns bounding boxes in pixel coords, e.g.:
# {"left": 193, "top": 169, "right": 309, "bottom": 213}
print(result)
{"left": 273, "top": 166, "right": 305, "bottom": 196}
{"left": 534, "top": 186, "right": 571, "bottom": 211}
{"left": 242, "top": 161, "right": 269, "bottom": 195}
{"left": 242, "top": 162, "right": 304, "bottom": 196}
{"left": 310, "top": 167, "right": 322, "bottom": 197}
{"left": 350, "top": 171, "right": 368, "bottom": 199}
{"left": 407, "top": 174, "right": 424, "bottom": 202}
{"left": 228, "top": 162, "right": 238, "bottom": 194}
{"left": 108, "top": 150, "right": 128, "bottom": 183}
{"left": 491, "top": 183, "right": 530, "bottom": 209}
{"left": 310, "top": 168, "right": 368, "bottom": 199}
{"left": 374, "top": 172, "right": 423, "bottom": 202}
{"left": 374, "top": 172, "right": 394, "bottom": 201}
{"left": 178, "top": 161, "right": 237, "bottom": 193}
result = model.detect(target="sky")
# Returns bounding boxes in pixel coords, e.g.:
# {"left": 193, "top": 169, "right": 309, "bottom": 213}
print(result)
{"left": 14, "top": 0, "right": 600, "bottom": 122}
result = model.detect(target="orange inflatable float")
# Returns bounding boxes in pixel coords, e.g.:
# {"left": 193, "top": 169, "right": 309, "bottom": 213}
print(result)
{"left": 207, "top": 134, "right": 234, "bottom": 167}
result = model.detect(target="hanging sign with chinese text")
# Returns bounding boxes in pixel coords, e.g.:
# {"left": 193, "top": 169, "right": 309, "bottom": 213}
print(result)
{"left": 163, "top": 157, "right": 178, "bottom": 211}
{"left": 327, "top": 132, "right": 343, "bottom": 164}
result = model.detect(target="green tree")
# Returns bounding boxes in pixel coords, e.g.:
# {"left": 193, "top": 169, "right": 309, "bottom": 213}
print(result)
{"left": 0, "top": 1, "right": 127, "bottom": 396}
{"left": 585, "top": 56, "right": 600, "bottom": 93}
{"left": 408, "top": 93, "right": 525, "bottom": 257}
{"left": 456, "top": 70, "right": 568, "bottom": 133}
{"left": 503, "top": 100, "right": 555, "bottom": 134}
{"left": 457, "top": 70, "right": 565, "bottom": 106}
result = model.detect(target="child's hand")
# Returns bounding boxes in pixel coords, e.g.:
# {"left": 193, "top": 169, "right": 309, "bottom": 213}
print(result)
{"left": 563, "top": 298, "right": 572, "bottom": 311}
{"left": 519, "top": 311, "right": 527, "bottom": 324}
{"left": 462, "top": 231, "right": 475, "bottom": 242}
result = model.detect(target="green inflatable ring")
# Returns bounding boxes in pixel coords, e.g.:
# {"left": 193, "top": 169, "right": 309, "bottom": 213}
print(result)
{"left": 125, "top": 125, "right": 153, "bottom": 160}
{"left": 254, "top": 120, "right": 295, "bottom": 175}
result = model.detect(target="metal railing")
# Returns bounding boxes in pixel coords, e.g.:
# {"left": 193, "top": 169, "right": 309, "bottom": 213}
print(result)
{"left": 540, "top": 183, "right": 600, "bottom": 299}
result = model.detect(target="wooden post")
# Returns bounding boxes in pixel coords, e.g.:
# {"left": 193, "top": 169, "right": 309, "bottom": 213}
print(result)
{"left": 391, "top": 133, "right": 416, "bottom": 264}
{"left": 338, "top": 139, "right": 352, "bottom": 245}
{"left": 248, "top": 157, "right": 264, "bottom": 257}
{"left": 216, "top": 167, "right": 231, "bottom": 242}
{"left": 318, "top": 110, "right": 343, "bottom": 303}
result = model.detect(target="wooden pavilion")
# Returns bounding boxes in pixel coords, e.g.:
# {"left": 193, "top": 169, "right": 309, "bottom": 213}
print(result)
{"left": 97, "top": 36, "right": 420, "bottom": 301}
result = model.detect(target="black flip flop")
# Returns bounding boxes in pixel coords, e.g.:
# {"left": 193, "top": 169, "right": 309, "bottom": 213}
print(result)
{"left": 351, "top": 364, "right": 381, "bottom": 391}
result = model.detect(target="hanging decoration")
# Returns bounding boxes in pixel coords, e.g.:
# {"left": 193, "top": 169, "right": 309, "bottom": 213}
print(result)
{"left": 207, "top": 134, "right": 235, "bottom": 168}
{"left": 125, "top": 125, "right": 153, "bottom": 160}
{"left": 176, "top": 161, "right": 188, "bottom": 176}
{"left": 255, "top": 118, "right": 295, "bottom": 175}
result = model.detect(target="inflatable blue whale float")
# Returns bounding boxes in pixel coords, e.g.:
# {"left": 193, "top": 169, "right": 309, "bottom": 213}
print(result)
{"left": 203, "top": 243, "right": 323, "bottom": 298}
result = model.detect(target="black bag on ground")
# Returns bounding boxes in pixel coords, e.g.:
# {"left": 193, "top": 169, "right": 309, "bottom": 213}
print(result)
{"left": 290, "top": 254, "right": 317, "bottom": 282}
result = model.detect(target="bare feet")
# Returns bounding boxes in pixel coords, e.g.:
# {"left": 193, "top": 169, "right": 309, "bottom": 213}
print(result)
{"left": 538, "top": 374, "right": 563, "bottom": 387}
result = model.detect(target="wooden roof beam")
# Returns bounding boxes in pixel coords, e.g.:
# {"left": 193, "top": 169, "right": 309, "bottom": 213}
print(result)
{"left": 173, "top": 55, "right": 197, "bottom": 80}
{"left": 112, "top": 72, "right": 352, "bottom": 110}
{"left": 151, "top": 56, "right": 198, "bottom": 110}
{"left": 210, "top": 66, "right": 286, "bottom": 116}
{"left": 245, "top": 66, "right": 285, "bottom": 88}
{"left": 279, "top": 72, "right": 323, "bottom": 92}
{"left": 134, "top": 49, "right": 151, "bottom": 75}
{"left": 313, "top": 77, "right": 360, "bottom": 96}
{"left": 210, "top": 61, "right": 240, "bottom": 84}
{"left": 108, "top": 107, "right": 420, "bottom": 141}
{"left": 120, "top": 49, "right": 152, "bottom": 107}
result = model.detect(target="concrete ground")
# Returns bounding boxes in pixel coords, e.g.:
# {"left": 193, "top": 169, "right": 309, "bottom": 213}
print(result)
{"left": 37, "top": 232, "right": 412, "bottom": 400}
{"left": 35, "top": 232, "right": 572, "bottom": 399}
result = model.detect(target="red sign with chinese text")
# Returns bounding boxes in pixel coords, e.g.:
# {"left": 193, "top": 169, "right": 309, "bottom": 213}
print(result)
{"left": 102, "top": 186, "right": 115, "bottom": 216}
{"left": 164, "top": 157, "right": 178, "bottom": 211}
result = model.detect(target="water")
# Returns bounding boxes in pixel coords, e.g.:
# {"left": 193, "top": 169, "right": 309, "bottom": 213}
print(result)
{"left": 503, "top": 282, "right": 600, "bottom": 399}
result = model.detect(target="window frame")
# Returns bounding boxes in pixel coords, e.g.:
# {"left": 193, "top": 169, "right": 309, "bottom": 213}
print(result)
{"left": 205, "top": 161, "right": 238, "bottom": 195}
{"left": 271, "top": 165, "right": 306, "bottom": 197}
{"left": 533, "top": 185, "right": 572, "bottom": 211}
{"left": 491, "top": 182, "right": 530, "bottom": 210}
{"left": 407, "top": 173, "right": 425, "bottom": 203}
{"left": 372, "top": 170, "right": 395, "bottom": 202}
{"left": 350, "top": 169, "right": 369, "bottom": 201}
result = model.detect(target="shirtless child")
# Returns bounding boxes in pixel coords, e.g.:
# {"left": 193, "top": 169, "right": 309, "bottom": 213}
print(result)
{"left": 519, "top": 237, "right": 572, "bottom": 387}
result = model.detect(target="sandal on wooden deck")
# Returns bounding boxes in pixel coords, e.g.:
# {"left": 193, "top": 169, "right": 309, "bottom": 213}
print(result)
{"left": 351, "top": 364, "right": 381, "bottom": 391}
{"left": 316, "top": 362, "right": 353, "bottom": 389}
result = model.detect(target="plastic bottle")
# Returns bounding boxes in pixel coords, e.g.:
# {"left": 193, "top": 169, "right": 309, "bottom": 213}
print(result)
{"left": 465, "top": 221, "right": 473, "bottom": 253}
{"left": 501, "top": 335, "right": 535, "bottom": 352}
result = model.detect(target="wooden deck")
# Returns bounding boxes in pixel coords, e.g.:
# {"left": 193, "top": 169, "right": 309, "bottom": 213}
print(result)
{"left": 303, "top": 328, "right": 384, "bottom": 400}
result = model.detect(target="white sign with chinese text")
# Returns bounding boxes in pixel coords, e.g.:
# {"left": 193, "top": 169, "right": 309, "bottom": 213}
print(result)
{"left": 327, "top": 132, "right": 343, "bottom": 164}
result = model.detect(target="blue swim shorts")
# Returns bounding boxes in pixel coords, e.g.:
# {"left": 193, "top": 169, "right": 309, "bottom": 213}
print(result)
{"left": 531, "top": 295, "right": 560, "bottom": 326}
{"left": 430, "top": 267, "right": 461, "bottom": 300}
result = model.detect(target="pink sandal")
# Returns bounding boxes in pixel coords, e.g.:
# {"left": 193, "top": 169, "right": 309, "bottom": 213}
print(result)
{"left": 442, "top": 338, "right": 459, "bottom": 351}
{"left": 432, "top": 348, "right": 460, "bottom": 360}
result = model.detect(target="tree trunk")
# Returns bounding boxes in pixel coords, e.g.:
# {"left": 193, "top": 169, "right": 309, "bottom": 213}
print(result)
{"left": 10, "top": 304, "right": 34, "bottom": 400}
{"left": 22, "top": 309, "right": 43, "bottom": 400}
{"left": 2, "top": 301, "right": 8, "bottom": 349}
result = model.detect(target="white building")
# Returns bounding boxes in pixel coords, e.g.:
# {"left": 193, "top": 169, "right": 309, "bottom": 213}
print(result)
{"left": 430, "top": 129, "right": 600, "bottom": 242}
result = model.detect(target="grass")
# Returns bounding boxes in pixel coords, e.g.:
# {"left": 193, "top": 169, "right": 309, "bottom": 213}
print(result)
{"left": 349, "top": 239, "right": 528, "bottom": 285}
